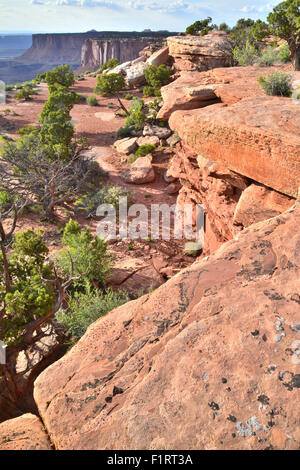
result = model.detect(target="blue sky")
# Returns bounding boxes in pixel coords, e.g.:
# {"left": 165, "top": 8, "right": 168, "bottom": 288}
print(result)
{"left": 0, "top": 0, "right": 278, "bottom": 33}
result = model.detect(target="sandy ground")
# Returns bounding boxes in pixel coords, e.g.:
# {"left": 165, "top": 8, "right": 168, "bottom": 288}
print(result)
{"left": 0, "top": 77, "right": 194, "bottom": 295}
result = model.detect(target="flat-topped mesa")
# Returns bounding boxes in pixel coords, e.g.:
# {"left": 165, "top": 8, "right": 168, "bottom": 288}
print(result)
{"left": 168, "top": 30, "right": 234, "bottom": 72}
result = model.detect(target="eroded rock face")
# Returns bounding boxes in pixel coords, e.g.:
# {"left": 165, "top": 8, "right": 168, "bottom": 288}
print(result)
{"left": 169, "top": 97, "right": 300, "bottom": 198}
{"left": 0, "top": 414, "right": 51, "bottom": 450}
{"left": 34, "top": 202, "right": 300, "bottom": 450}
{"left": 168, "top": 31, "right": 234, "bottom": 72}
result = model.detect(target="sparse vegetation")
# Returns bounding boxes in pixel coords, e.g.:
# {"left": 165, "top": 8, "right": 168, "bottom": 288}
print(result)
{"left": 94, "top": 73, "right": 129, "bottom": 115}
{"left": 135, "top": 144, "right": 156, "bottom": 158}
{"left": 56, "top": 283, "right": 129, "bottom": 342}
{"left": 233, "top": 41, "right": 259, "bottom": 66}
{"left": 86, "top": 95, "right": 98, "bottom": 106}
{"left": 97, "top": 58, "right": 120, "bottom": 74}
{"left": 144, "top": 65, "right": 172, "bottom": 96}
{"left": 258, "top": 71, "right": 292, "bottom": 96}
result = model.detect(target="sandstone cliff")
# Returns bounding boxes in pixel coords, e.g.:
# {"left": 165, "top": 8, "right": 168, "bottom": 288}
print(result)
{"left": 81, "top": 38, "right": 165, "bottom": 71}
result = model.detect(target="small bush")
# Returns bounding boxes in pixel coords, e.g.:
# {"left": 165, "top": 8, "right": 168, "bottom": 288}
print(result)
{"left": 278, "top": 44, "right": 291, "bottom": 63}
{"left": 258, "top": 46, "right": 278, "bottom": 66}
{"left": 97, "top": 58, "right": 120, "bottom": 74}
{"left": 124, "top": 93, "right": 133, "bottom": 100}
{"left": 233, "top": 41, "right": 258, "bottom": 66}
{"left": 56, "top": 283, "right": 130, "bottom": 342}
{"left": 55, "top": 219, "right": 111, "bottom": 286}
{"left": 144, "top": 65, "right": 172, "bottom": 95}
{"left": 117, "top": 125, "right": 132, "bottom": 138}
{"left": 135, "top": 144, "right": 156, "bottom": 158}
{"left": 258, "top": 72, "right": 292, "bottom": 96}
{"left": 5, "top": 85, "right": 14, "bottom": 91}
{"left": 75, "top": 185, "right": 133, "bottom": 213}
{"left": 143, "top": 86, "right": 156, "bottom": 98}
{"left": 16, "top": 87, "right": 37, "bottom": 101}
{"left": 86, "top": 95, "right": 98, "bottom": 106}
{"left": 125, "top": 98, "right": 146, "bottom": 131}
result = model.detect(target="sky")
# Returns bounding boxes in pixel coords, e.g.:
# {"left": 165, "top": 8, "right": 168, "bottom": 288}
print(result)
{"left": 0, "top": 0, "right": 278, "bottom": 34}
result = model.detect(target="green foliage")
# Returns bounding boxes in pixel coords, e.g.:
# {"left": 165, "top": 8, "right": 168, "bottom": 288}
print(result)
{"left": 144, "top": 65, "right": 172, "bottom": 96}
{"left": 124, "top": 93, "right": 134, "bottom": 100}
{"left": 56, "top": 282, "right": 129, "bottom": 342}
{"left": 143, "top": 85, "right": 156, "bottom": 98}
{"left": 258, "top": 46, "right": 279, "bottom": 66}
{"left": 1, "top": 230, "right": 56, "bottom": 345}
{"left": 267, "top": 0, "right": 300, "bottom": 69}
{"left": 16, "top": 87, "right": 37, "bottom": 101}
{"left": 147, "top": 98, "right": 162, "bottom": 119}
{"left": 135, "top": 144, "right": 156, "bottom": 158}
{"left": 75, "top": 185, "right": 133, "bottom": 214}
{"left": 97, "top": 58, "right": 120, "bottom": 74}
{"left": 56, "top": 219, "right": 111, "bottom": 286}
{"left": 45, "top": 64, "right": 75, "bottom": 93}
{"left": 86, "top": 95, "right": 98, "bottom": 106}
{"left": 233, "top": 41, "right": 259, "bottom": 65}
{"left": 218, "top": 22, "right": 231, "bottom": 33}
{"left": 94, "top": 73, "right": 125, "bottom": 96}
{"left": 117, "top": 125, "right": 132, "bottom": 138}
{"left": 278, "top": 43, "right": 291, "bottom": 62}
{"left": 185, "top": 17, "right": 214, "bottom": 35}
{"left": 125, "top": 98, "right": 146, "bottom": 131}
{"left": 5, "top": 85, "right": 14, "bottom": 92}
{"left": 251, "top": 19, "right": 270, "bottom": 41}
{"left": 258, "top": 71, "right": 292, "bottom": 96}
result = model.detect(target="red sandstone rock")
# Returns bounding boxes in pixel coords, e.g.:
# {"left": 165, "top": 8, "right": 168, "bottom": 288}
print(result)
{"left": 157, "top": 71, "right": 219, "bottom": 120}
{"left": 122, "top": 155, "right": 155, "bottom": 184}
{"left": 0, "top": 414, "right": 51, "bottom": 450}
{"left": 168, "top": 31, "right": 234, "bottom": 72}
{"left": 234, "top": 184, "right": 294, "bottom": 227}
{"left": 169, "top": 97, "right": 300, "bottom": 198}
{"left": 34, "top": 202, "right": 300, "bottom": 450}
{"left": 146, "top": 46, "right": 170, "bottom": 67}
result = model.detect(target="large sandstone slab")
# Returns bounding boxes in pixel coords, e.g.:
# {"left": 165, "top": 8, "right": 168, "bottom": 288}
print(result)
{"left": 0, "top": 414, "right": 51, "bottom": 450}
{"left": 169, "top": 97, "right": 300, "bottom": 197}
{"left": 168, "top": 31, "right": 234, "bottom": 72}
{"left": 34, "top": 202, "right": 300, "bottom": 450}
{"left": 157, "top": 71, "right": 219, "bottom": 120}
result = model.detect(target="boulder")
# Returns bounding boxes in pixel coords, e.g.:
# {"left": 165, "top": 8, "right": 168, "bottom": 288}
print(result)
{"left": 137, "top": 135, "right": 160, "bottom": 147}
{"left": 165, "top": 182, "right": 181, "bottom": 194}
{"left": 168, "top": 30, "right": 234, "bottom": 72}
{"left": 122, "top": 155, "right": 155, "bottom": 184}
{"left": 0, "top": 414, "right": 51, "bottom": 450}
{"left": 143, "top": 124, "right": 172, "bottom": 139}
{"left": 157, "top": 71, "right": 219, "bottom": 120}
{"left": 34, "top": 202, "right": 300, "bottom": 450}
{"left": 234, "top": 184, "right": 294, "bottom": 228}
{"left": 113, "top": 137, "right": 138, "bottom": 155}
{"left": 107, "top": 57, "right": 147, "bottom": 88}
{"left": 146, "top": 46, "right": 170, "bottom": 66}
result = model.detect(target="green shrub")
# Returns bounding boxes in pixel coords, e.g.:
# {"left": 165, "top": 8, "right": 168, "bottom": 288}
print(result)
{"left": 144, "top": 65, "right": 172, "bottom": 95}
{"left": 258, "top": 46, "right": 279, "bottom": 66}
{"left": 1, "top": 230, "right": 56, "bottom": 345}
{"left": 97, "top": 58, "right": 120, "bottom": 74}
{"left": 16, "top": 87, "right": 37, "bottom": 101}
{"left": 5, "top": 85, "right": 14, "bottom": 91}
{"left": 124, "top": 93, "right": 133, "bottom": 100}
{"left": 258, "top": 72, "right": 292, "bottom": 96}
{"left": 143, "top": 86, "right": 156, "bottom": 97}
{"left": 278, "top": 44, "right": 291, "bottom": 63}
{"left": 233, "top": 41, "right": 259, "bottom": 66}
{"left": 125, "top": 98, "right": 146, "bottom": 131}
{"left": 56, "top": 283, "right": 129, "bottom": 342}
{"left": 55, "top": 219, "right": 111, "bottom": 286}
{"left": 86, "top": 95, "right": 98, "bottom": 106}
{"left": 75, "top": 185, "right": 133, "bottom": 213}
{"left": 135, "top": 144, "right": 156, "bottom": 158}
{"left": 45, "top": 65, "right": 75, "bottom": 93}
{"left": 117, "top": 125, "right": 132, "bottom": 138}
